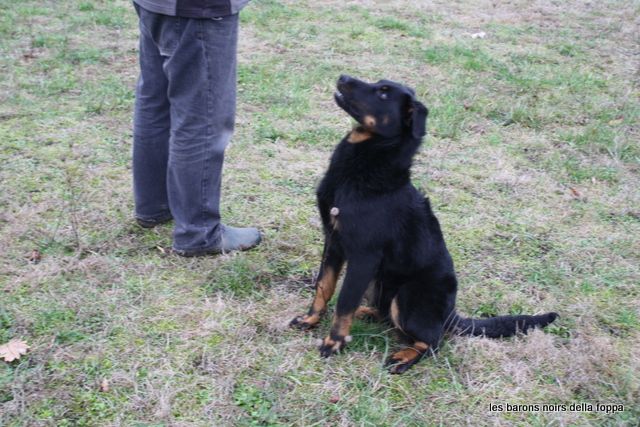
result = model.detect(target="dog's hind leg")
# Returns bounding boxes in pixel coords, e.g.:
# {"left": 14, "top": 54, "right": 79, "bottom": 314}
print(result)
{"left": 354, "top": 305, "right": 380, "bottom": 320}
{"left": 385, "top": 295, "right": 433, "bottom": 373}
{"left": 354, "top": 279, "right": 381, "bottom": 320}
{"left": 385, "top": 284, "right": 452, "bottom": 373}
{"left": 386, "top": 341, "right": 430, "bottom": 374}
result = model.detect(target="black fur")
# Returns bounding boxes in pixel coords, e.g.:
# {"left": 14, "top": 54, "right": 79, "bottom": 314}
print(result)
{"left": 291, "top": 75, "right": 558, "bottom": 373}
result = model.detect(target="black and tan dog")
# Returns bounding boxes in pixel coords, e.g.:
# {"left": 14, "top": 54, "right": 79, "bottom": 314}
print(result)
{"left": 290, "top": 75, "right": 558, "bottom": 374}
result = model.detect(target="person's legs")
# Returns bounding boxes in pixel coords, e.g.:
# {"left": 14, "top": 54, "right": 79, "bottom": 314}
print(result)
{"left": 134, "top": 6, "right": 260, "bottom": 253}
{"left": 132, "top": 4, "right": 173, "bottom": 225}
{"left": 163, "top": 15, "right": 239, "bottom": 252}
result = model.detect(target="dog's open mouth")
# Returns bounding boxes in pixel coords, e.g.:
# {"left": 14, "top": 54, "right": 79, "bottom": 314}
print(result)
{"left": 334, "top": 89, "right": 361, "bottom": 122}
{"left": 333, "top": 89, "right": 345, "bottom": 106}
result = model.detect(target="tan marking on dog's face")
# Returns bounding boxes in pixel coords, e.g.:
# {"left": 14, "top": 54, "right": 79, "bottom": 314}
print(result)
{"left": 382, "top": 115, "right": 389, "bottom": 125}
{"left": 311, "top": 267, "right": 337, "bottom": 314}
{"left": 363, "top": 115, "right": 377, "bottom": 129}
{"left": 347, "top": 128, "right": 373, "bottom": 143}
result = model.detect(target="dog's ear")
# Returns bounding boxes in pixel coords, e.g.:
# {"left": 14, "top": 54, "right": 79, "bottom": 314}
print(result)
{"left": 404, "top": 95, "right": 428, "bottom": 139}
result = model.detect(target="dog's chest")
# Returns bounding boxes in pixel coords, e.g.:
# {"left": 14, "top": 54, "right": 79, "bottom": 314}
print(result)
{"left": 325, "top": 186, "right": 393, "bottom": 234}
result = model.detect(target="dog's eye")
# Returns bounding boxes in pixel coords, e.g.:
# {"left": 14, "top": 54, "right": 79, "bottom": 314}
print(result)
{"left": 379, "top": 92, "right": 388, "bottom": 100}
{"left": 378, "top": 87, "right": 389, "bottom": 100}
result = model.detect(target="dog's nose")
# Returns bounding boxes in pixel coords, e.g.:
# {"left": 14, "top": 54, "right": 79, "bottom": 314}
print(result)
{"left": 338, "top": 74, "right": 353, "bottom": 85}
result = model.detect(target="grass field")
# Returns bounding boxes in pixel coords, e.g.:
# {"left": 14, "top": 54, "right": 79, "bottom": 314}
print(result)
{"left": 1, "top": 0, "right": 639, "bottom": 425}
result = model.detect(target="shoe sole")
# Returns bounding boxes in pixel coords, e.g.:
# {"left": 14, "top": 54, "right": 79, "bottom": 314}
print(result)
{"left": 172, "top": 235, "right": 261, "bottom": 257}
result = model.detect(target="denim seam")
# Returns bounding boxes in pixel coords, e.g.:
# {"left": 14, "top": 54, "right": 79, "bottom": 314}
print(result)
{"left": 172, "top": 17, "right": 181, "bottom": 53}
{"left": 201, "top": 19, "right": 213, "bottom": 226}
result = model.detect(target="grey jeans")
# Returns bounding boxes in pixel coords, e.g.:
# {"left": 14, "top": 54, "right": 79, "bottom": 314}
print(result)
{"left": 133, "top": 3, "right": 238, "bottom": 251}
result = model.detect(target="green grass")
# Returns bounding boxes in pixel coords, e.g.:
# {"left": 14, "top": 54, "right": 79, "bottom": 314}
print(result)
{"left": 1, "top": 0, "right": 639, "bottom": 425}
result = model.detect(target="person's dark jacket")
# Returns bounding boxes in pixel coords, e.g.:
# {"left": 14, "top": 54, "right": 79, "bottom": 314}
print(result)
{"left": 134, "top": 0, "right": 250, "bottom": 18}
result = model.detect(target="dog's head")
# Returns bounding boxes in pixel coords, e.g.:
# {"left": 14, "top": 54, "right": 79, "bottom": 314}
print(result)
{"left": 334, "top": 75, "right": 428, "bottom": 142}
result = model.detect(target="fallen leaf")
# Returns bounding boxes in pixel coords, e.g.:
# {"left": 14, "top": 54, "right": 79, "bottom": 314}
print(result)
{"left": 28, "top": 249, "right": 41, "bottom": 264}
{"left": 468, "top": 123, "right": 486, "bottom": 134}
{"left": 0, "top": 339, "right": 30, "bottom": 362}
{"left": 471, "top": 31, "right": 487, "bottom": 39}
{"left": 100, "top": 378, "right": 110, "bottom": 392}
{"left": 608, "top": 117, "right": 623, "bottom": 126}
{"left": 569, "top": 187, "right": 581, "bottom": 198}
{"left": 329, "top": 395, "right": 340, "bottom": 404}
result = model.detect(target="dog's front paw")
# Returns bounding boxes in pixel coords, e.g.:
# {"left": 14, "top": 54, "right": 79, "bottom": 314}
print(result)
{"left": 318, "top": 334, "right": 352, "bottom": 357}
{"left": 290, "top": 314, "right": 320, "bottom": 330}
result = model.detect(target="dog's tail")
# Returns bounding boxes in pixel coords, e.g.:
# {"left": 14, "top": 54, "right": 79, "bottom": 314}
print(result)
{"left": 447, "top": 311, "right": 558, "bottom": 338}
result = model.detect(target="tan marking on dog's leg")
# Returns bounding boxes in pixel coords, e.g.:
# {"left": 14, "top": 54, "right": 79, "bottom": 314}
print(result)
{"left": 332, "top": 312, "right": 354, "bottom": 338}
{"left": 390, "top": 297, "right": 403, "bottom": 332}
{"left": 355, "top": 306, "right": 380, "bottom": 319}
{"left": 320, "top": 312, "right": 355, "bottom": 354}
{"left": 311, "top": 268, "right": 337, "bottom": 311}
{"left": 292, "top": 264, "right": 343, "bottom": 329}
{"left": 298, "top": 312, "right": 321, "bottom": 325}
{"left": 390, "top": 342, "right": 429, "bottom": 364}
{"left": 322, "top": 337, "right": 336, "bottom": 347}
